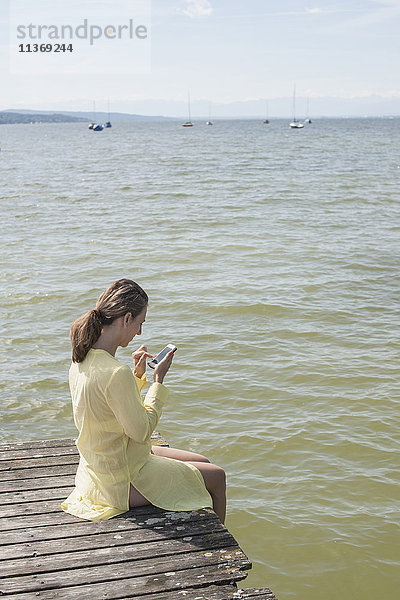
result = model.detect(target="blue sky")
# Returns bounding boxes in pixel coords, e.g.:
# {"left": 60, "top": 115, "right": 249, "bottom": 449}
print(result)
{"left": 1, "top": 0, "right": 399, "bottom": 115}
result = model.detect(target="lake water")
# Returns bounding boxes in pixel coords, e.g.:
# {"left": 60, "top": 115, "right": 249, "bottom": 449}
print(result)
{"left": 1, "top": 118, "right": 399, "bottom": 599}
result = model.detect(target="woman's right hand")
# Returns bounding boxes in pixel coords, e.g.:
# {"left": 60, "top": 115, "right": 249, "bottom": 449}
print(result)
{"left": 154, "top": 350, "right": 174, "bottom": 384}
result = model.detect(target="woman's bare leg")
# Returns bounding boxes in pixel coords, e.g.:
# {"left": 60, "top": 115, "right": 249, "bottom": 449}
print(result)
{"left": 140, "top": 446, "right": 226, "bottom": 523}
{"left": 129, "top": 484, "right": 151, "bottom": 508}
{"left": 152, "top": 446, "right": 226, "bottom": 522}
{"left": 188, "top": 461, "right": 226, "bottom": 524}
{"left": 129, "top": 447, "right": 210, "bottom": 509}
{"left": 151, "top": 445, "right": 210, "bottom": 463}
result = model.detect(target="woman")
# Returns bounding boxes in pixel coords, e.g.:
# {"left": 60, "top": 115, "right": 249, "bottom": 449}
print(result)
{"left": 61, "top": 279, "right": 226, "bottom": 522}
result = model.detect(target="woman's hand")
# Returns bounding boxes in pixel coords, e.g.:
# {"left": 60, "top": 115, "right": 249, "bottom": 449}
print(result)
{"left": 154, "top": 350, "right": 174, "bottom": 384}
{"left": 132, "top": 345, "right": 153, "bottom": 379}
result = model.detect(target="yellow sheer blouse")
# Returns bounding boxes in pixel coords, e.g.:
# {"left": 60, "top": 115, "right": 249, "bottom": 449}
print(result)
{"left": 61, "top": 349, "right": 212, "bottom": 520}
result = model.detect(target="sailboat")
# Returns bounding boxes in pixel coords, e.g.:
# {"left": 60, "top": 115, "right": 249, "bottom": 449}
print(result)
{"left": 263, "top": 99, "right": 270, "bottom": 124}
{"left": 104, "top": 98, "right": 112, "bottom": 128}
{"left": 289, "top": 85, "right": 304, "bottom": 129}
{"left": 182, "top": 91, "right": 194, "bottom": 127}
{"left": 89, "top": 101, "right": 103, "bottom": 131}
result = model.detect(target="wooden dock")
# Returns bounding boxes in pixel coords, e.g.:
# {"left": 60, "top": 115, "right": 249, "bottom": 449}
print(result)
{"left": 0, "top": 436, "right": 277, "bottom": 599}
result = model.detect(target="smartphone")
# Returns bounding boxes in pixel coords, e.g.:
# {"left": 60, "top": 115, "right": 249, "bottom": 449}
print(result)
{"left": 147, "top": 344, "right": 177, "bottom": 369}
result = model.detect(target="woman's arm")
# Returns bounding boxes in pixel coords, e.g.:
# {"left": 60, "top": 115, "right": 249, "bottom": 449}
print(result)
{"left": 105, "top": 365, "right": 168, "bottom": 443}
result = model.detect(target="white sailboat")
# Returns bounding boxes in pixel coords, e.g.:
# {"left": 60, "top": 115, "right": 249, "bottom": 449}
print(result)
{"left": 289, "top": 86, "right": 304, "bottom": 129}
{"left": 88, "top": 100, "right": 95, "bottom": 129}
{"left": 182, "top": 91, "right": 194, "bottom": 127}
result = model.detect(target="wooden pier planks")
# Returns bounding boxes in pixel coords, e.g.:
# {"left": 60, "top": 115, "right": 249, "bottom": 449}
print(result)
{"left": 0, "top": 437, "right": 277, "bottom": 599}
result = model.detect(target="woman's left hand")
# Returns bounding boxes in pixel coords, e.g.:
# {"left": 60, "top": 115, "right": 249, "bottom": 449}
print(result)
{"left": 132, "top": 345, "right": 153, "bottom": 379}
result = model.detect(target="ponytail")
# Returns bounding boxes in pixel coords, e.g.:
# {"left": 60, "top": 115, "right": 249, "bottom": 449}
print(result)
{"left": 70, "top": 279, "right": 148, "bottom": 363}
{"left": 70, "top": 309, "right": 103, "bottom": 363}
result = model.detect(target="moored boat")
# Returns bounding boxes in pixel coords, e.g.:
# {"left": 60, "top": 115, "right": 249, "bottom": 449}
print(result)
{"left": 182, "top": 91, "right": 194, "bottom": 127}
{"left": 289, "top": 85, "right": 304, "bottom": 128}
{"left": 103, "top": 98, "right": 112, "bottom": 128}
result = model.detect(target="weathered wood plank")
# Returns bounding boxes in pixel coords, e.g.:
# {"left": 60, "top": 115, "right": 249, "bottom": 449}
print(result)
{"left": 0, "top": 496, "right": 216, "bottom": 521}
{"left": 0, "top": 497, "right": 74, "bottom": 519}
{"left": 120, "top": 587, "right": 278, "bottom": 600}
{"left": 0, "top": 446, "right": 79, "bottom": 462}
{"left": 0, "top": 587, "right": 253, "bottom": 600}
{"left": 129, "top": 587, "right": 278, "bottom": 600}
{"left": 0, "top": 526, "right": 231, "bottom": 562}
{"left": 0, "top": 565, "right": 247, "bottom": 600}
{"left": 2, "top": 503, "right": 163, "bottom": 529}
{"left": 0, "top": 487, "right": 73, "bottom": 506}
{"left": 0, "top": 463, "right": 77, "bottom": 482}
{"left": 134, "top": 586, "right": 243, "bottom": 600}
{"left": 0, "top": 548, "right": 250, "bottom": 594}
{"left": 2, "top": 496, "right": 200, "bottom": 520}
{"left": 0, "top": 474, "right": 74, "bottom": 493}
{"left": 0, "top": 587, "right": 278, "bottom": 600}
{"left": 0, "top": 508, "right": 218, "bottom": 545}
{"left": 0, "top": 536, "right": 241, "bottom": 577}
{"left": 0, "top": 454, "right": 79, "bottom": 472}
{"left": 0, "top": 439, "right": 76, "bottom": 452}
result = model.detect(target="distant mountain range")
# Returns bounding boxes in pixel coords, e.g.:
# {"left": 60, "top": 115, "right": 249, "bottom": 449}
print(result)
{"left": 1, "top": 94, "right": 399, "bottom": 123}
{"left": 0, "top": 109, "right": 172, "bottom": 124}
{"left": 117, "top": 95, "right": 398, "bottom": 118}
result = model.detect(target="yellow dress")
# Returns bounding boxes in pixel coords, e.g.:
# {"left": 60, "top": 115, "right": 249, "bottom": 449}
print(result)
{"left": 61, "top": 348, "right": 212, "bottom": 520}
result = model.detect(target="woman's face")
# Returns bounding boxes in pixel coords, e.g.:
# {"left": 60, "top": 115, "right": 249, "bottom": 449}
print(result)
{"left": 126, "top": 306, "right": 147, "bottom": 344}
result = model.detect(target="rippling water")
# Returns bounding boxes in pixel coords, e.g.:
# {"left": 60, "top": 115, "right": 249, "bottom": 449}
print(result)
{"left": 1, "top": 118, "right": 399, "bottom": 599}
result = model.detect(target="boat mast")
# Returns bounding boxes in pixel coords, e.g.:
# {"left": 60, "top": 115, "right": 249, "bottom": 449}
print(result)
{"left": 292, "top": 85, "right": 296, "bottom": 121}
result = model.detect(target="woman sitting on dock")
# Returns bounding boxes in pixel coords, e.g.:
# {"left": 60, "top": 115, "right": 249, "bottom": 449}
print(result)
{"left": 61, "top": 279, "right": 226, "bottom": 523}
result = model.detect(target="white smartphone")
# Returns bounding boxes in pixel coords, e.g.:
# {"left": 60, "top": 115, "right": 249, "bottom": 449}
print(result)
{"left": 147, "top": 344, "right": 177, "bottom": 369}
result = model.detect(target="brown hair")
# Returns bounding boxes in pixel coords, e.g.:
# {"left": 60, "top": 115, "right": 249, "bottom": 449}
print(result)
{"left": 70, "top": 279, "right": 148, "bottom": 363}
